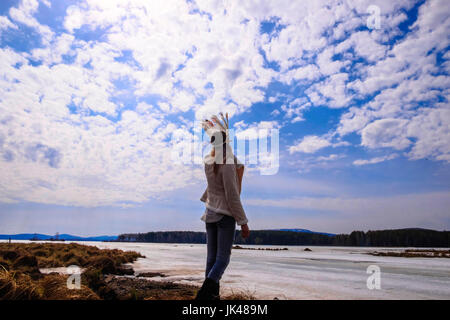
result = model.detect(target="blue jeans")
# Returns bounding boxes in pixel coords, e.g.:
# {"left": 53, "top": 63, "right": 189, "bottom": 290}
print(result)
{"left": 205, "top": 214, "right": 236, "bottom": 283}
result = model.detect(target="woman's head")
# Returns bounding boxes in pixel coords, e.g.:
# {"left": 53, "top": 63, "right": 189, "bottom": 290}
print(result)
{"left": 210, "top": 131, "right": 227, "bottom": 174}
{"left": 201, "top": 113, "right": 230, "bottom": 146}
{"left": 210, "top": 130, "right": 227, "bottom": 146}
{"left": 201, "top": 113, "right": 234, "bottom": 173}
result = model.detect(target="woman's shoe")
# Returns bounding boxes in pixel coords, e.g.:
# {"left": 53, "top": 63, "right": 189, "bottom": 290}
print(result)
{"left": 195, "top": 277, "right": 219, "bottom": 300}
{"left": 212, "top": 281, "right": 220, "bottom": 300}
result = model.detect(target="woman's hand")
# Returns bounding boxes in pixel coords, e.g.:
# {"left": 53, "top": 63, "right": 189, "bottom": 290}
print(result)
{"left": 241, "top": 224, "right": 250, "bottom": 239}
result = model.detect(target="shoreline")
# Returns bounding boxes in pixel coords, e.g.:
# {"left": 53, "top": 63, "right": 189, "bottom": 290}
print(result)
{"left": 0, "top": 242, "right": 254, "bottom": 300}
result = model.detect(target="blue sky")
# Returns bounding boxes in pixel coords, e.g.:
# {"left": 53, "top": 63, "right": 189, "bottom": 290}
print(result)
{"left": 0, "top": 0, "right": 449, "bottom": 236}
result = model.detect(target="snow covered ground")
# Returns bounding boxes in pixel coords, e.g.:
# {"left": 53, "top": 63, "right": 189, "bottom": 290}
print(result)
{"left": 10, "top": 240, "right": 450, "bottom": 299}
{"left": 72, "top": 242, "right": 450, "bottom": 300}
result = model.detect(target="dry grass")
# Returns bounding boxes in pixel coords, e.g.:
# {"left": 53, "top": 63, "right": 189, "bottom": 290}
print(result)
{"left": 0, "top": 242, "right": 144, "bottom": 270}
{"left": 223, "top": 287, "right": 256, "bottom": 300}
{"left": 0, "top": 242, "right": 144, "bottom": 300}
{"left": 38, "top": 273, "right": 100, "bottom": 300}
{"left": 0, "top": 266, "right": 43, "bottom": 299}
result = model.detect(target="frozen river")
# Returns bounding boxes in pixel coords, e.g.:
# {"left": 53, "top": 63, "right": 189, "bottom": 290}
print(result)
{"left": 11, "top": 241, "right": 450, "bottom": 299}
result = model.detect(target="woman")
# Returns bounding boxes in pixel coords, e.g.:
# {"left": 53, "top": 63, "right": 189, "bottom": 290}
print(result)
{"left": 195, "top": 114, "right": 250, "bottom": 300}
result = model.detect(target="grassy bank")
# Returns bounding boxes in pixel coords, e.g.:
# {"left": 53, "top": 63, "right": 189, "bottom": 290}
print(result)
{"left": 0, "top": 242, "right": 254, "bottom": 300}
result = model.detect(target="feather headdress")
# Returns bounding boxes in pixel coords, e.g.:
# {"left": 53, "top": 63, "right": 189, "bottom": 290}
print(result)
{"left": 201, "top": 113, "right": 244, "bottom": 177}
{"left": 201, "top": 112, "right": 230, "bottom": 145}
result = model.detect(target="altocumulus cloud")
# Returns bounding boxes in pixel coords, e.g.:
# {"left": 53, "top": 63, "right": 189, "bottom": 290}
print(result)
{"left": 0, "top": 0, "right": 448, "bottom": 212}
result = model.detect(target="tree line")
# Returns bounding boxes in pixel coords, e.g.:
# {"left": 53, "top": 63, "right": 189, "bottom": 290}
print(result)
{"left": 117, "top": 228, "right": 450, "bottom": 247}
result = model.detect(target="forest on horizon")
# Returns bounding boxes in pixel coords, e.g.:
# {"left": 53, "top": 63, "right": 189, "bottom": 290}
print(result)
{"left": 117, "top": 228, "right": 450, "bottom": 247}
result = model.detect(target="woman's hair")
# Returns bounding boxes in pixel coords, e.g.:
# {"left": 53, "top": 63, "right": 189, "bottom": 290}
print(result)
{"left": 210, "top": 131, "right": 227, "bottom": 175}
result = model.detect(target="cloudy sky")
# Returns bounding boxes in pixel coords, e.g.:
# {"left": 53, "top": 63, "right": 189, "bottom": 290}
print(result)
{"left": 0, "top": 0, "right": 449, "bottom": 236}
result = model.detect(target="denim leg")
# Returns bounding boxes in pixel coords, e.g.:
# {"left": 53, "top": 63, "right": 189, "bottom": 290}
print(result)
{"left": 206, "top": 215, "right": 236, "bottom": 282}
{"left": 205, "top": 222, "right": 218, "bottom": 278}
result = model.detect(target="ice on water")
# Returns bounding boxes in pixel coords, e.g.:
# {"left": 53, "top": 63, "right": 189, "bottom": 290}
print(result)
{"left": 14, "top": 240, "right": 450, "bottom": 299}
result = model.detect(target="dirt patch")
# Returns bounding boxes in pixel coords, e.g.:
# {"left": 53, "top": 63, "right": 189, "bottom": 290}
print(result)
{"left": 232, "top": 245, "right": 288, "bottom": 251}
{"left": 136, "top": 272, "right": 167, "bottom": 278}
{"left": 104, "top": 275, "right": 197, "bottom": 300}
{"left": 369, "top": 249, "right": 450, "bottom": 258}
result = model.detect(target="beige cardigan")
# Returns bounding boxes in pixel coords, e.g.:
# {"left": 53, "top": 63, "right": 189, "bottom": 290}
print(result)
{"left": 200, "top": 154, "right": 248, "bottom": 226}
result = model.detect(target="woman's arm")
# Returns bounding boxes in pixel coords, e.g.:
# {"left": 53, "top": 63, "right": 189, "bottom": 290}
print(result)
{"left": 200, "top": 187, "right": 207, "bottom": 202}
{"left": 232, "top": 155, "right": 244, "bottom": 194}
{"left": 222, "top": 164, "right": 248, "bottom": 226}
{"left": 236, "top": 165, "right": 244, "bottom": 194}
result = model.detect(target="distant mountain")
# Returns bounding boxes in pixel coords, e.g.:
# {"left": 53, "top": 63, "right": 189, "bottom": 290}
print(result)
{"left": 273, "top": 229, "right": 336, "bottom": 237}
{"left": 0, "top": 233, "right": 118, "bottom": 241}
{"left": 0, "top": 233, "right": 49, "bottom": 240}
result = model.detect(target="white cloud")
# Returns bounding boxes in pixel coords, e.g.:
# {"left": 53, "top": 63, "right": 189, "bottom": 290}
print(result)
{"left": 235, "top": 121, "right": 280, "bottom": 140}
{"left": 9, "top": 0, "right": 54, "bottom": 45}
{"left": 316, "top": 47, "right": 348, "bottom": 76}
{"left": 0, "top": 16, "right": 17, "bottom": 31}
{"left": 257, "top": 0, "right": 449, "bottom": 163}
{"left": 288, "top": 153, "right": 346, "bottom": 173}
{"left": 335, "top": 31, "right": 387, "bottom": 62}
{"left": 336, "top": 106, "right": 373, "bottom": 136}
{"left": 334, "top": 0, "right": 450, "bottom": 162}
{"left": 0, "top": 0, "right": 448, "bottom": 210}
{"left": 289, "top": 133, "right": 351, "bottom": 155}
{"left": 361, "top": 119, "right": 411, "bottom": 150}
{"left": 278, "top": 64, "right": 321, "bottom": 84}
{"left": 40, "top": 0, "right": 51, "bottom": 8}
{"left": 406, "top": 106, "right": 450, "bottom": 161}
{"left": 280, "top": 97, "right": 310, "bottom": 123}
{"left": 29, "top": 33, "right": 75, "bottom": 65}
{"left": 353, "top": 154, "right": 398, "bottom": 166}
{"left": 289, "top": 135, "right": 331, "bottom": 154}
{"left": 62, "top": 0, "right": 275, "bottom": 120}
{"left": 0, "top": 35, "right": 204, "bottom": 207}
{"left": 317, "top": 154, "right": 342, "bottom": 162}
{"left": 270, "top": 109, "right": 280, "bottom": 116}
{"left": 308, "top": 72, "right": 353, "bottom": 108}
